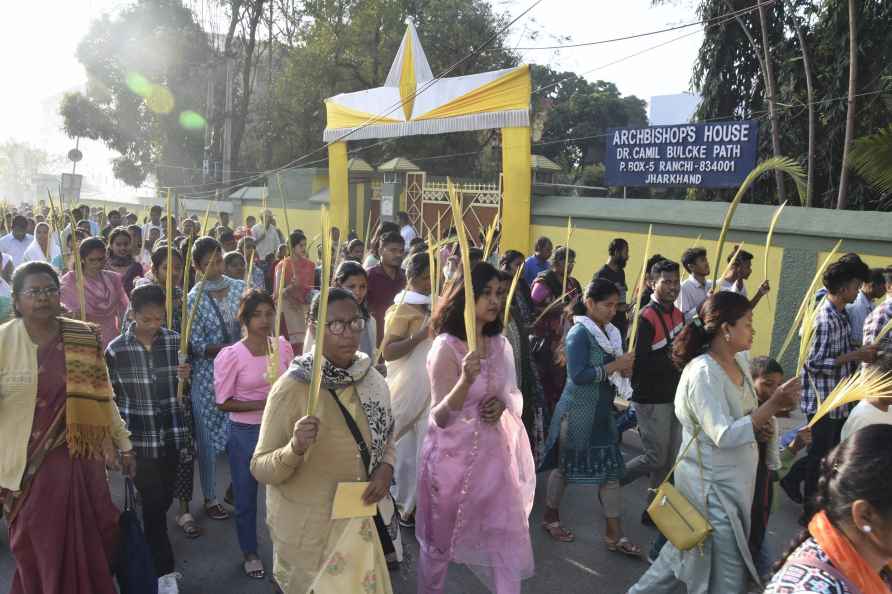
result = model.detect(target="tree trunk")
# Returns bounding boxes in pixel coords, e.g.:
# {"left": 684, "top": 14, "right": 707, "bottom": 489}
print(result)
{"left": 837, "top": 0, "right": 857, "bottom": 210}
{"left": 756, "top": 0, "right": 786, "bottom": 203}
{"left": 794, "top": 24, "right": 815, "bottom": 208}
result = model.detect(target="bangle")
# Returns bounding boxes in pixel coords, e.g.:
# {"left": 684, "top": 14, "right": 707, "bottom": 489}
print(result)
{"left": 121, "top": 450, "right": 135, "bottom": 459}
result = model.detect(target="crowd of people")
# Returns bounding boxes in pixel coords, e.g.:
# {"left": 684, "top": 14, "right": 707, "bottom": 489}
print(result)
{"left": 2, "top": 200, "right": 892, "bottom": 594}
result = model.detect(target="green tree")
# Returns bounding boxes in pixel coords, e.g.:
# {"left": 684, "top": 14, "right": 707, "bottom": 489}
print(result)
{"left": 531, "top": 65, "right": 647, "bottom": 192}
{"left": 60, "top": 0, "right": 215, "bottom": 188}
{"left": 0, "top": 141, "right": 62, "bottom": 202}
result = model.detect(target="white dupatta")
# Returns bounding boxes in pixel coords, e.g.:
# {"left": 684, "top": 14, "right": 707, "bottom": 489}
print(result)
{"left": 572, "top": 315, "right": 633, "bottom": 400}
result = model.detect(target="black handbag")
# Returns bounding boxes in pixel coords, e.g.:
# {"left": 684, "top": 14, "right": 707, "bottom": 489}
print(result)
{"left": 115, "top": 478, "right": 158, "bottom": 594}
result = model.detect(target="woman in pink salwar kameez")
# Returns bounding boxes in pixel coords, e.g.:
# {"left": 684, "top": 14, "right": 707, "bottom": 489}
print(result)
{"left": 416, "top": 262, "right": 536, "bottom": 594}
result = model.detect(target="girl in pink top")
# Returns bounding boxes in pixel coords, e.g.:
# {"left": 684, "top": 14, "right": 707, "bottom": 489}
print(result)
{"left": 214, "top": 290, "right": 293, "bottom": 580}
{"left": 416, "top": 262, "right": 536, "bottom": 594}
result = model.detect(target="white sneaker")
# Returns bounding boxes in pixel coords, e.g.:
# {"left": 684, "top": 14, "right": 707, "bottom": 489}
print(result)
{"left": 158, "top": 572, "right": 181, "bottom": 594}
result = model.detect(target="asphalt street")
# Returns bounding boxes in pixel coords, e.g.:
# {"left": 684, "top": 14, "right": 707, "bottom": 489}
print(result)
{"left": 1, "top": 423, "right": 804, "bottom": 594}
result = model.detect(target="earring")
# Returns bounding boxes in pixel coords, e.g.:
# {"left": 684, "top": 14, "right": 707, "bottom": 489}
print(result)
{"left": 724, "top": 333, "right": 731, "bottom": 342}
{"left": 862, "top": 525, "right": 873, "bottom": 534}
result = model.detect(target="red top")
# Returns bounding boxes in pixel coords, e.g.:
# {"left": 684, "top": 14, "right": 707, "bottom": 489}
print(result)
{"left": 366, "top": 265, "right": 406, "bottom": 347}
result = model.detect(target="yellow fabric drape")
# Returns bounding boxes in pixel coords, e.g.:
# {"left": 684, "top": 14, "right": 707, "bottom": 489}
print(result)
{"left": 328, "top": 142, "right": 349, "bottom": 234}
{"left": 324, "top": 101, "right": 401, "bottom": 132}
{"left": 309, "top": 517, "right": 393, "bottom": 594}
{"left": 414, "top": 65, "right": 530, "bottom": 121}
{"left": 399, "top": 29, "right": 416, "bottom": 120}
{"left": 501, "top": 126, "right": 532, "bottom": 254}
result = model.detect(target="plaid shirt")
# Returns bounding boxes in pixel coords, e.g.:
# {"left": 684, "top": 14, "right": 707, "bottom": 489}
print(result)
{"left": 105, "top": 325, "right": 189, "bottom": 458}
{"left": 862, "top": 297, "right": 892, "bottom": 351}
{"left": 801, "top": 299, "right": 857, "bottom": 419}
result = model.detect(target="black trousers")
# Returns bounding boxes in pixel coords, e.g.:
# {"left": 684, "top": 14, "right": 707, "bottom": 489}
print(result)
{"left": 803, "top": 415, "right": 846, "bottom": 506}
{"left": 133, "top": 449, "right": 179, "bottom": 577}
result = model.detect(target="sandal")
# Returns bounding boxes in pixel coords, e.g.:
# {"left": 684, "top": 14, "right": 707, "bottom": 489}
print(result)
{"left": 205, "top": 502, "right": 230, "bottom": 520}
{"left": 606, "top": 536, "right": 642, "bottom": 558}
{"left": 541, "top": 521, "right": 575, "bottom": 542}
{"left": 176, "top": 513, "right": 201, "bottom": 539}
{"left": 243, "top": 558, "right": 264, "bottom": 580}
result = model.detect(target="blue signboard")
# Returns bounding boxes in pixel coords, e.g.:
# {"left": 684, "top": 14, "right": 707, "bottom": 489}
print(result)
{"left": 604, "top": 120, "right": 759, "bottom": 188}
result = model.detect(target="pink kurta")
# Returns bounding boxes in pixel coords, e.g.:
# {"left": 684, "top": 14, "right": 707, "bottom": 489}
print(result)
{"left": 60, "top": 270, "right": 129, "bottom": 349}
{"left": 416, "top": 334, "right": 536, "bottom": 590}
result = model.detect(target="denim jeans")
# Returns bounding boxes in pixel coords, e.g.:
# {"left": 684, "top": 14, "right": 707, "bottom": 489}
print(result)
{"left": 227, "top": 422, "right": 261, "bottom": 554}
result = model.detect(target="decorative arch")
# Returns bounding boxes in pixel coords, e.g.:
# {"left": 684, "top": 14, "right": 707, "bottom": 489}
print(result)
{"left": 323, "top": 21, "right": 532, "bottom": 253}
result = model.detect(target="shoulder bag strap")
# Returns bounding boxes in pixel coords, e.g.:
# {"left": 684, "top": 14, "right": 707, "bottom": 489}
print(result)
{"left": 660, "top": 425, "right": 701, "bottom": 487}
{"left": 326, "top": 388, "right": 395, "bottom": 556}
{"left": 327, "top": 388, "right": 372, "bottom": 472}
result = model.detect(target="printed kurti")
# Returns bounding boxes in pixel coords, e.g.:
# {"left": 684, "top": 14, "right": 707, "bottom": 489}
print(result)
{"left": 541, "top": 322, "right": 623, "bottom": 484}
{"left": 187, "top": 276, "right": 245, "bottom": 453}
{"left": 416, "top": 334, "right": 536, "bottom": 590}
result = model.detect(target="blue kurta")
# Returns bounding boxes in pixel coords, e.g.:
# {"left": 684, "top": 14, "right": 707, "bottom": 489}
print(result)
{"left": 542, "top": 322, "right": 624, "bottom": 484}
{"left": 187, "top": 276, "right": 245, "bottom": 453}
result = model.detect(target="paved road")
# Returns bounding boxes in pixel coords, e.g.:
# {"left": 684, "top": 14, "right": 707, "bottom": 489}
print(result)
{"left": 1, "top": 427, "right": 803, "bottom": 594}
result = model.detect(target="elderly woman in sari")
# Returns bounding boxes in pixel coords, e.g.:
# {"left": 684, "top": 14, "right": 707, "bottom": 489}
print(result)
{"left": 0, "top": 261, "right": 135, "bottom": 594}
{"left": 381, "top": 252, "right": 432, "bottom": 526}
{"left": 188, "top": 237, "right": 246, "bottom": 521}
{"left": 629, "top": 292, "right": 800, "bottom": 594}
{"left": 22, "top": 222, "right": 63, "bottom": 271}
{"left": 416, "top": 262, "right": 536, "bottom": 594}
{"left": 252, "top": 288, "right": 396, "bottom": 594}
{"left": 60, "top": 237, "right": 129, "bottom": 349}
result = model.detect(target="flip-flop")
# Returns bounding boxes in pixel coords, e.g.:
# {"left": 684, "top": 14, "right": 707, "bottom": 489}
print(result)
{"left": 176, "top": 513, "right": 201, "bottom": 539}
{"left": 243, "top": 558, "right": 264, "bottom": 580}
{"left": 541, "top": 521, "right": 575, "bottom": 542}
{"left": 205, "top": 502, "right": 230, "bottom": 520}
{"left": 606, "top": 536, "right": 642, "bottom": 558}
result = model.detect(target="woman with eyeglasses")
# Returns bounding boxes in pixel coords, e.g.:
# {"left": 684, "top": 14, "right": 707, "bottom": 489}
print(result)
{"left": 252, "top": 288, "right": 396, "bottom": 594}
{"left": 60, "top": 237, "right": 130, "bottom": 349}
{"left": 187, "top": 237, "right": 246, "bottom": 521}
{"left": 0, "top": 261, "right": 135, "bottom": 594}
{"left": 416, "top": 262, "right": 536, "bottom": 594}
{"left": 214, "top": 290, "right": 293, "bottom": 581}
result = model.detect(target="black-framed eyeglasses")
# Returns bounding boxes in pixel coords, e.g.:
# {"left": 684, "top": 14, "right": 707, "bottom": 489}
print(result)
{"left": 20, "top": 286, "right": 60, "bottom": 299}
{"left": 325, "top": 317, "right": 366, "bottom": 336}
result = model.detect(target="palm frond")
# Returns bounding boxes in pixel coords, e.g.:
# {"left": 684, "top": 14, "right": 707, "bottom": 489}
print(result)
{"left": 849, "top": 125, "right": 892, "bottom": 194}
{"left": 627, "top": 224, "right": 653, "bottom": 352}
{"left": 763, "top": 201, "right": 787, "bottom": 282}
{"left": 775, "top": 239, "right": 843, "bottom": 361}
{"left": 712, "top": 157, "right": 805, "bottom": 288}
{"left": 808, "top": 368, "right": 892, "bottom": 427}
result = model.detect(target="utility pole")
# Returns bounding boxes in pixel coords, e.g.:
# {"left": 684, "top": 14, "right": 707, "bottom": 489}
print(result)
{"left": 223, "top": 56, "right": 234, "bottom": 185}
{"left": 203, "top": 71, "right": 214, "bottom": 185}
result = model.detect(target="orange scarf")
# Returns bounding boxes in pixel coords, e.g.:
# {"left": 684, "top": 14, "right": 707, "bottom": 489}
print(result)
{"left": 809, "top": 510, "right": 889, "bottom": 594}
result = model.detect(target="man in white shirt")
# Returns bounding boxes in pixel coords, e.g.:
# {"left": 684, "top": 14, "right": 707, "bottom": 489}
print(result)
{"left": 841, "top": 353, "right": 892, "bottom": 441}
{"left": 676, "top": 247, "right": 713, "bottom": 322}
{"left": 846, "top": 267, "right": 886, "bottom": 345}
{"left": 142, "top": 205, "right": 164, "bottom": 241}
{"left": 0, "top": 215, "right": 34, "bottom": 267}
{"left": 398, "top": 211, "right": 417, "bottom": 250}
{"left": 251, "top": 210, "right": 281, "bottom": 260}
{"left": 717, "top": 246, "right": 770, "bottom": 309}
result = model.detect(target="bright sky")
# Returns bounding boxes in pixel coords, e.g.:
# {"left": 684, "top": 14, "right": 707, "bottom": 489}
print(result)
{"left": 0, "top": 0, "right": 702, "bottom": 165}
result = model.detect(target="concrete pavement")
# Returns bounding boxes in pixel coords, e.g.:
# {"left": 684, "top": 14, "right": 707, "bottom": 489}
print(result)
{"left": 0, "top": 428, "right": 803, "bottom": 593}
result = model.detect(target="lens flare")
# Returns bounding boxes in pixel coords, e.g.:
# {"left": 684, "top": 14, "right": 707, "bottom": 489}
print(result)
{"left": 126, "top": 72, "right": 152, "bottom": 97}
{"left": 179, "top": 111, "right": 207, "bottom": 130}
{"left": 146, "top": 85, "right": 175, "bottom": 114}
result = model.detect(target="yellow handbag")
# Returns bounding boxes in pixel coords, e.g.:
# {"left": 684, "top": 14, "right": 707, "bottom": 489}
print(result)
{"left": 646, "top": 427, "right": 713, "bottom": 551}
